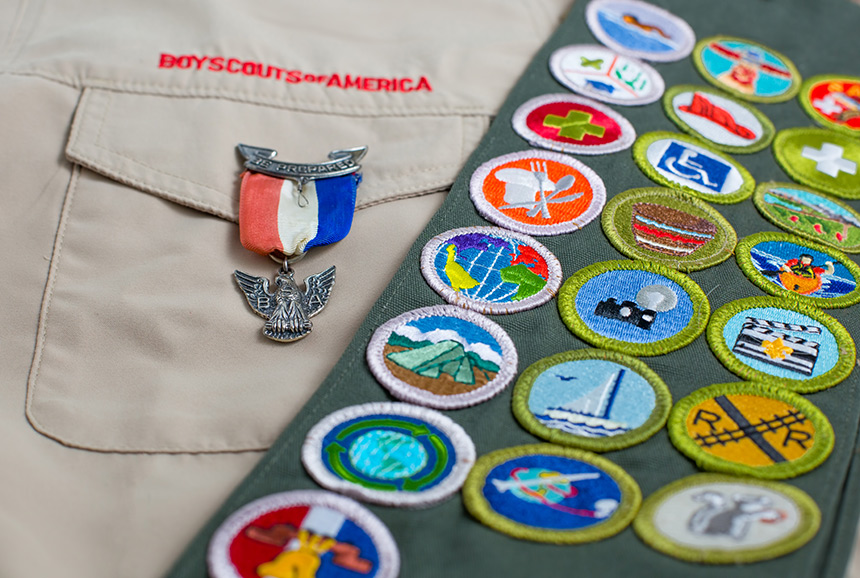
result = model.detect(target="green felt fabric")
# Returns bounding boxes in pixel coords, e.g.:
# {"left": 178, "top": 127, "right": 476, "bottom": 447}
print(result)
{"left": 167, "top": 0, "right": 860, "bottom": 576}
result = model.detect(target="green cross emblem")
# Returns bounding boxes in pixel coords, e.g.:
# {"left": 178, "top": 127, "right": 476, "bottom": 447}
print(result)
{"left": 543, "top": 110, "right": 606, "bottom": 141}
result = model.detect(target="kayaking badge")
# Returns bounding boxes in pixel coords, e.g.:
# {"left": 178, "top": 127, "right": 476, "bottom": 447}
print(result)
{"left": 233, "top": 144, "right": 366, "bottom": 342}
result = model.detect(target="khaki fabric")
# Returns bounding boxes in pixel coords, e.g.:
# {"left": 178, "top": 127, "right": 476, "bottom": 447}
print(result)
{"left": 0, "top": 0, "right": 572, "bottom": 576}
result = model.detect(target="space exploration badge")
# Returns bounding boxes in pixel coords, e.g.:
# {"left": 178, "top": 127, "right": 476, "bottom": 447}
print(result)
{"left": 233, "top": 144, "right": 367, "bottom": 342}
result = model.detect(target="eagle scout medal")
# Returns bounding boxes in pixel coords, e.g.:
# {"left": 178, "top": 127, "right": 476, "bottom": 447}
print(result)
{"left": 601, "top": 187, "right": 737, "bottom": 272}
{"left": 692, "top": 36, "right": 801, "bottom": 103}
{"left": 668, "top": 382, "right": 834, "bottom": 479}
{"left": 735, "top": 232, "right": 860, "bottom": 308}
{"left": 469, "top": 150, "right": 606, "bottom": 236}
{"left": 753, "top": 182, "right": 860, "bottom": 253}
{"left": 233, "top": 144, "right": 366, "bottom": 342}
{"left": 663, "top": 85, "right": 775, "bottom": 154}
{"left": 420, "top": 227, "right": 563, "bottom": 314}
{"left": 772, "top": 128, "right": 860, "bottom": 199}
{"left": 558, "top": 260, "right": 710, "bottom": 356}
{"left": 799, "top": 75, "right": 860, "bottom": 137}
{"left": 302, "top": 402, "right": 475, "bottom": 508}
{"left": 462, "top": 444, "right": 641, "bottom": 543}
{"left": 366, "top": 305, "right": 518, "bottom": 409}
{"left": 633, "top": 131, "right": 755, "bottom": 203}
{"left": 706, "top": 296, "right": 856, "bottom": 393}
{"left": 585, "top": 0, "right": 695, "bottom": 62}
{"left": 634, "top": 474, "right": 821, "bottom": 564}
{"left": 549, "top": 44, "right": 665, "bottom": 106}
{"left": 511, "top": 349, "right": 672, "bottom": 452}
{"left": 511, "top": 94, "right": 636, "bottom": 155}
{"left": 207, "top": 490, "right": 399, "bottom": 578}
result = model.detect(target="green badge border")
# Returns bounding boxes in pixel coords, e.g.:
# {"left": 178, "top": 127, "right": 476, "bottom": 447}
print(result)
{"left": 752, "top": 181, "right": 860, "bottom": 254}
{"left": 707, "top": 296, "right": 856, "bottom": 393}
{"left": 633, "top": 473, "right": 821, "bottom": 564}
{"left": 735, "top": 231, "right": 860, "bottom": 308}
{"left": 662, "top": 84, "right": 776, "bottom": 154}
{"left": 668, "top": 381, "right": 834, "bottom": 479}
{"left": 558, "top": 259, "right": 711, "bottom": 357}
{"left": 511, "top": 349, "right": 672, "bottom": 452}
{"left": 633, "top": 131, "right": 755, "bottom": 204}
{"left": 772, "top": 127, "right": 860, "bottom": 199}
{"left": 798, "top": 74, "right": 860, "bottom": 137}
{"left": 601, "top": 187, "right": 738, "bottom": 272}
{"left": 462, "top": 443, "right": 642, "bottom": 544}
{"left": 692, "top": 36, "right": 802, "bottom": 103}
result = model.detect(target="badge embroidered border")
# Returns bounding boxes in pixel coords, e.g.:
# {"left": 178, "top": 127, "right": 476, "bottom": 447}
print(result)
{"left": 706, "top": 296, "right": 856, "bottom": 393}
{"left": 511, "top": 348, "right": 672, "bottom": 452}
{"left": 558, "top": 259, "right": 710, "bottom": 356}
{"left": 511, "top": 93, "right": 636, "bottom": 155}
{"left": 462, "top": 443, "right": 642, "bottom": 544}
{"left": 420, "top": 226, "right": 563, "bottom": 314}
{"left": 469, "top": 150, "right": 606, "bottom": 236}
{"left": 633, "top": 131, "right": 756, "bottom": 204}
{"left": 667, "top": 382, "right": 834, "bottom": 479}
{"left": 585, "top": 0, "right": 696, "bottom": 63}
{"left": 798, "top": 75, "right": 860, "bottom": 137}
{"left": 772, "top": 128, "right": 860, "bottom": 199}
{"left": 301, "top": 402, "right": 476, "bottom": 508}
{"left": 601, "top": 187, "right": 738, "bottom": 271}
{"left": 207, "top": 490, "right": 400, "bottom": 578}
{"left": 367, "top": 305, "right": 518, "bottom": 409}
{"left": 752, "top": 181, "right": 860, "bottom": 254}
{"left": 662, "top": 85, "right": 775, "bottom": 154}
{"left": 692, "top": 36, "right": 801, "bottom": 103}
{"left": 633, "top": 473, "right": 821, "bottom": 564}
{"left": 735, "top": 231, "right": 860, "bottom": 309}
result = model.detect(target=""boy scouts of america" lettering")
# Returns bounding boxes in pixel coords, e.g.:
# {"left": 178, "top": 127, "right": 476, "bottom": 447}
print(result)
{"left": 158, "top": 53, "right": 433, "bottom": 93}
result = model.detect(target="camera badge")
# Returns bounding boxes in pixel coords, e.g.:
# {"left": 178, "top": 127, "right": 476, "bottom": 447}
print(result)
{"left": 558, "top": 260, "right": 709, "bottom": 356}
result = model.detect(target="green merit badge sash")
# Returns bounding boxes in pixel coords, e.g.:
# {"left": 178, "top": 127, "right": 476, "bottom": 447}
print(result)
{"left": 168, "top": 0, "right": 860, "bottom": 576}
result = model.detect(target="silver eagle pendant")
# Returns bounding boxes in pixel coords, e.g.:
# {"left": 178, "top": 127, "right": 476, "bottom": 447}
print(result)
{"left": 234, "top": 263, "right": 336, "bottom": 342}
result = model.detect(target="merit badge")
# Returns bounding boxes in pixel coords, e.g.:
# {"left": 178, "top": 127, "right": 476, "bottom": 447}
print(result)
{"left": 420, "top": 227, "right": 563, "bottom": 314}
{"left": 207, "top": 490, "right": 399, "bottom": 578}
{"left": 511, "top": 349, "right": 671, "bottom": 452}
{"left": 462, "top": 444, "right": 641, "bottom": 543}
{"left": 634, "top": 474, "right": 821, "bottom": 564}
{"left": 735, "top": 231, "right": 860, "bottom": 308}
{"left": 302, "top": 402, "right": 475, "bottom": 508}
{"left": 663, "top": 85, "right": 775, "bottom": 154}
{"left": 692, "top": 36, "right": 801, "bottom": 103}
{"left": 773, "top": 128, "right": 860, "bottom": 199}
{"left": 558, "top": 260, "right": 710, "bottom": 356}
{"left": 633, "top": 131, "right": 755, "bottom": 204}
{"left": 585, "top": 0, "right": 695, "bottom": 62}
{"left": 668, "top": 382, "right": 834, "bottom": 479}
{"left": 233, "top": 144, "right": 367, "bottom": 342}
{"left": 366, "top": 305, "right": 518, "bottom": 409}
{"left": 511, "top": 94, "right": 636, "bottom": 155}
{"left": 549, "top": 44, "right": 665, "bottom": 106}
{"left": 706, "top": 296, "right": 856, "bottom": 393}
{"left": 799, "top": 75, "right": 860, "bottom": 137}
{"left": 753, "top": 182, "right": 860, "bottom": 253}
{"left": 601, "top": 187, "right": 737, "bottom": 272}
{"left": 469, "top": 150, "right": 606, "bottom": 236}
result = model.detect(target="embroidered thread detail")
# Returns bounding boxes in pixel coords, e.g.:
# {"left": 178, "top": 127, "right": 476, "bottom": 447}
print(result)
{"left": 772, "top": 128, "right": 860, "bottom": 199}
{"left": 799, "top": 75, "right": 860, "bottom": 137}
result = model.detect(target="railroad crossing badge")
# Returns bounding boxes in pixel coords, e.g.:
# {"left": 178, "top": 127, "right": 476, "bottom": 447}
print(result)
{"left": 462, "top": 444, "right": 641, "bottom": 543}
{"left": 772, "top": 128, "right": 860, "bottom": 199}
{"left": 634, "top": 474, "right": 821, "bottom": 563}
{"left": 799, "top": 75, "right": 860, "bottom": 137}
{"left": 302, "top": 403, "right": 475, "bottom": 508}
{"left": 511, "top": 94, "right": 636, "bottom": 155}
{"left": 706, "top": 296, "right": 856, "bottom": 393}
{"left": 668, "top": 382, "right": 834, "bottom": 479}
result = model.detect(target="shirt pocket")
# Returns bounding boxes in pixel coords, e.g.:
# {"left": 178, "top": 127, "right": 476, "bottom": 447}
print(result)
{"left": 25, "top": 86, "right": 488, "bottom": 453}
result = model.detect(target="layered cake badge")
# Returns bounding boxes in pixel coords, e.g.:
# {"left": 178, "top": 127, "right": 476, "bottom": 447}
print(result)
{"left": 631, "top": 202, "right": 717, "bottom": 256}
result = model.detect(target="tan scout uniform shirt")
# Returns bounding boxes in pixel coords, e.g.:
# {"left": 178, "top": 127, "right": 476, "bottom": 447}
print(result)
{"left": 0, "top": 1, "right": 573, "bottom": 576}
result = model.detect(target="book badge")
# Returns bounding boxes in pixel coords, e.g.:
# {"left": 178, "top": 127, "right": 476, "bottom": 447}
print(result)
{"left": 232, "top": 144, "right": 366, "bottom": 342}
